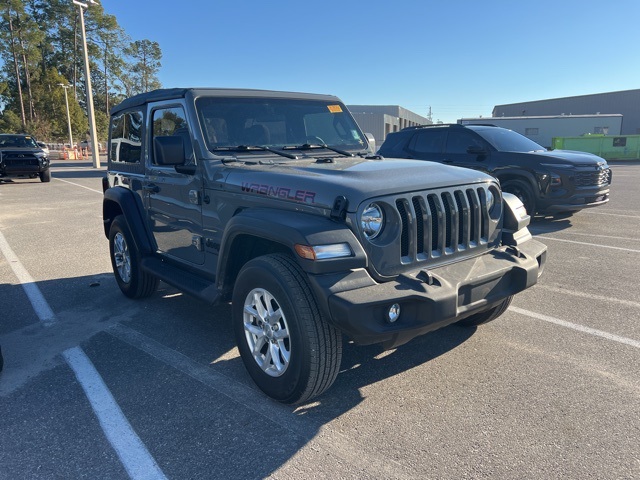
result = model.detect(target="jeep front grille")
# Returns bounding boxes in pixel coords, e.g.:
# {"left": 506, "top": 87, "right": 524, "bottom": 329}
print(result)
{"left": 395, "top": 187, "right": 491, "bottom": 264}
{"left": 574, "top": 168, "right": 611, "bottom": 187}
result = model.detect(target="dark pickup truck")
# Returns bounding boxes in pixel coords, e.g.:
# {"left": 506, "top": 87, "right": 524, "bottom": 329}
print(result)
{"left": 0, "top": 134, "right": 51, "bottom": 182}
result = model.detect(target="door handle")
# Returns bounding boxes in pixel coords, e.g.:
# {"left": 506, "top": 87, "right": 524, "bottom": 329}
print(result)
{"left": 143, "top": 183, "right": 160, "bottom": 193}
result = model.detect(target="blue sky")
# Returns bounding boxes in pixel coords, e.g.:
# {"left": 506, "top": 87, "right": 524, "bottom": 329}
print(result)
{"left": 105, "top": 0, "right": 638, "bottom": 123}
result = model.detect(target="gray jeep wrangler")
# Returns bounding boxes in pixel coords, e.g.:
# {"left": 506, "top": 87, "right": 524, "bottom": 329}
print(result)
{"left": 102, "top": 88, "right": 547, "bottom": 404}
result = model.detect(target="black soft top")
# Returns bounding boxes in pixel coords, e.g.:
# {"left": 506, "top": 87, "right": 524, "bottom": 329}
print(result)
{"left": 110, "top": 88, "right": 341, "bottom": 116}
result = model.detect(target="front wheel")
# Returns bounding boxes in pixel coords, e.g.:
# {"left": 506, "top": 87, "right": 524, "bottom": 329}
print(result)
{"left": 502, "top": 180, "right": 535, "bottom": 216}
{"left": 458, "top": 296, "right": 513, "bottom": 327}
{"left": 39, "top": 169, "right": 51, "bottom": 182}
{"left": 232, "top": 254, "right": 342, "bottom": 404}
{"left": 108, "top": 215, "right": 158, "bottom": 299}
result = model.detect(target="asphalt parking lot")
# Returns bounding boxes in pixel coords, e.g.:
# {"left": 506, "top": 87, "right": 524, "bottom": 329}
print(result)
{"left": 1, "top": 159, "right": 639, "bottom": 479}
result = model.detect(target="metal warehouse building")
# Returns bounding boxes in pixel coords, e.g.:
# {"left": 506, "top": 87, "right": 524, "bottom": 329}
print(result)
{"left": 347, "top": 105, "right": 431, "bottom": 147}
{"left": 492, "top": 89, "right": 640, "bottom": 135}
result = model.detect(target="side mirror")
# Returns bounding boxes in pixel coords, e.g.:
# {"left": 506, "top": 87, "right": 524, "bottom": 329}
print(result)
{"left": 154, "top": 136, "right": 186, "bottom": 166}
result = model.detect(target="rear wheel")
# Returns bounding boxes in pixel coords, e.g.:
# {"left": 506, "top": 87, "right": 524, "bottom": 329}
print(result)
{"left": 233, "top": 254, "right": 342, "bottom": 404}
{"left": 109, "top": 215, "right": 158, "bottom": 299}
{"left": 458, "top": 296, "right": 513, "bottom": 327}
{"left": 502, "top": 180, "right": 535, "bottom": 216}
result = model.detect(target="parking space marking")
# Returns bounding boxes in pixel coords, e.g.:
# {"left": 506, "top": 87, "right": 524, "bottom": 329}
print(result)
{"left": 63, "top": 347, "right": 168, "bottom": 480}
{"left": 535, "top": 284, "right": 640, "bottom": 309}
{"left": 0, "top": 230, "right": 166, "bottom": 480}
{"left": 0, "top": 230, "right": 55, "bottom": 325}
{"left": 582, "top": 211, "right": 640, "bottom": 219}
{"left": 535, "top": 235, "right": 640, "bottom": 253}
{"left": 109, "top": 323, "right": 415, "bottom": 478}
{"left": 510, "top": 306, "right": 640, "bottom": 349}
{"left": 54, "top": 177, "right": 103, "bottom": 194}
{"left": 532, "top": 231, "right": 640, "bottom": 243}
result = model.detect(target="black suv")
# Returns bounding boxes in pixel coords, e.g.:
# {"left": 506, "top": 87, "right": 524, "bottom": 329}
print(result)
{"left": 0, "top": 134, "right": 51, "bottom": 182}
{"left": 378, "top": 124, "right": 611, "bottom": 216}
{"left": 103, "top": 89, "right": 546, "bottom": 403}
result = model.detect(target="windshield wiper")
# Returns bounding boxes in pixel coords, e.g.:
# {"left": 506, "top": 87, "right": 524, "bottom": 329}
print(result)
{"left": 211, "top": 145, "right": 298, "bottom": 160}
{"left": 283, "top": 143, "right": 354, "bottom": 157}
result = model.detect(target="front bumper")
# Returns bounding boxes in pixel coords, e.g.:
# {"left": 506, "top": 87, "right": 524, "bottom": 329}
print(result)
{"left": 540, "top": 188, "right": 610, "bottom": 213}
{"left": 309, "top": 239, "right": 547, "bottom": 348}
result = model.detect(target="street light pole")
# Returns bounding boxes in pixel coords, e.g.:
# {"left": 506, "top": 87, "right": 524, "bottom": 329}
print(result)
{"left": 73, "top": 0, "right": 100, "bottom": 168}
{"left": 58, "top": 84, "right": 73, "bottom": 149}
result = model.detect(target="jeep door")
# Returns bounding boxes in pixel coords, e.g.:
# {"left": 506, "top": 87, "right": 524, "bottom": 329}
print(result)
{"left": 145, "top": 104, "right": 205, "bottom": 265}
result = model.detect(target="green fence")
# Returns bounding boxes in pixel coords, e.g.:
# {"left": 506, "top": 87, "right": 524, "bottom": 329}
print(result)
{"left": 552, "top": 135, "right": 640, "bottom": 160}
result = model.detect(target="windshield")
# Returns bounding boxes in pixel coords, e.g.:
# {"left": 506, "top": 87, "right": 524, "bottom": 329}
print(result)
{"left": 472, "top": 127, "right": 546, "bottom": 153}
{"left": 195, "top": 97, "right": 367, "bottom": 154}
{"left": 0, "top": 135, "right": 39, "bottom": 149}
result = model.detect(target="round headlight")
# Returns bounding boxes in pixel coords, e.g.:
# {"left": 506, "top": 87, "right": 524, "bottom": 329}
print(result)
{"left": 486, "top": 188, "right": 494, "bottom": 212}
{"left": 361, "top": 203, "right": 384, "bottom": 240}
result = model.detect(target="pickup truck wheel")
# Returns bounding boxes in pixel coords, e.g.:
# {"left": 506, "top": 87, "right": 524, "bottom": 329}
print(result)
{"left": 233, "top": 254, "right": 342, "bottom": 404}
{"left": 109, "top": 215, "right": 158, "bottom": 299}
{"left": 39, "top": 169, "right": 51, "bottom": 182}
{"left": 502, "top": 180, "right": 535, "bottom": 216}
{"left": 458, "top": 296, "right": 513, "bottom": 327}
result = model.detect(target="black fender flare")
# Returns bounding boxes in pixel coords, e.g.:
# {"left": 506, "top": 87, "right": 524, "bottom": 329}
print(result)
{"left": 103, "top": 187, "right": 155, "bottom": 256}
{"left": 217, "top": 208, "right": 367, "bottom": 281}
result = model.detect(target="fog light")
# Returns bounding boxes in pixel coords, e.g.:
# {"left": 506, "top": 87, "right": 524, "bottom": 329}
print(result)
{"left": 387, "top": 304, "right": 401, "bottom": 323}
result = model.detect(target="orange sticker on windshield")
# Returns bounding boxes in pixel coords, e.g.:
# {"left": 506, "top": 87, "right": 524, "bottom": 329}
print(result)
{"left": 327, "top": 105, "right": 343, "bottom": 113}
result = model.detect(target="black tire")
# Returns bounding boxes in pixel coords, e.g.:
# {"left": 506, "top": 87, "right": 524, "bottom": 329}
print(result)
{"left": 502, "top": 179, "right": 535, "bottom": 216}
{"left": 108, "top": 215, "right": 158, "bottom": 299}
{"left": 458, "top": 296, "right": 513, "bottom": 327}
{"left": 232, "top": 253, "right": 342, "bottom": 404}
{"left": 39, "top": 169, "right": 51, "bottom": 182}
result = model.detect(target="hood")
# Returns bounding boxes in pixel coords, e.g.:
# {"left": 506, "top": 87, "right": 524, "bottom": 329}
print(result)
{"left": 0, "top": 147, "right": 45, "bottom": 155}
{"left": 213, "top": 156, "right": 495, "bottom": 212}
{"left": 524, "top": 149, "right": 606, "bottom": 166}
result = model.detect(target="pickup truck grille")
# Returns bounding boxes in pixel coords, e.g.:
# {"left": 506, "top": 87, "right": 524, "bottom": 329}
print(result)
{"left": 2, "top": 152, "right": 39, "bottom": 167}
{"left": 395, "top": 186, "right": 491, "bottom": 264}
{"left": 574, "top": 168, "right": 611, "bottom": 187}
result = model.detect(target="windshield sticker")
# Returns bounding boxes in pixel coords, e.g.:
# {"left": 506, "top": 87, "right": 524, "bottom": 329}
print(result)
{"left": 351, "top": 130, "right": 360, "bottom": 140}
{"left": 241, "top": 182, "right": 316, "bottom": 204}
{"left": 327, "top": 105, "right": 343, "bottom": 113}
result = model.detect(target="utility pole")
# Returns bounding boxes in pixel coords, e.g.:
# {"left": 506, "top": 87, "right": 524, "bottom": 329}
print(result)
{"left": 73, "top": 0, "right": 100, "bottom": 168}
{"left": 58, "top": 84, "right": 74, "bottom": 149}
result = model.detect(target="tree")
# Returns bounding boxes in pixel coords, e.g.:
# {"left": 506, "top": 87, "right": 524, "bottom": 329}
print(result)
{"left": 0, "top": 2, "right": 162, "bottom": 141}
{"left": 125, "top": 39, "right": 162, "bottom": 95}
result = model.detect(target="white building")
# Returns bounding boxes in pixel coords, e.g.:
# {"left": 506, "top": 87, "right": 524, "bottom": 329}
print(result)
{"left": 458, "top": 114, "right": 623, "bottom": 149}
{"left": 347, "top": 105, "right": 431, "bottom": 147}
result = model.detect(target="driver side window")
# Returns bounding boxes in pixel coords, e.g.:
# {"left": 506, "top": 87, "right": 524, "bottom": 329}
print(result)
{"left": 152, "top": 106, "right": 193, "bottom": 164}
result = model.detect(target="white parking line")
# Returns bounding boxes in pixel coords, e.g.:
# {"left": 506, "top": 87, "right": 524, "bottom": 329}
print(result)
{"left": 0, "top": 230, "right": 55, "bottom": 325}
{"left": 536, "top": 235, "right": 640, "bottom": 253}
{"left": 510, "top": 306, "right": 640, "bottom": 349}
{"left": 582, "top": 211, "right": 640, "bottom": 219}
{"left": 54, "top": 177, "right": 103, "bottom": 194}
{"left": 63, "top": 347, "right": 167, "bottom": 480}
{"left": 535, "top": 284, "right": 640, "bottom": 310}
{"left": 0, "top": 230, "right": 166, "bottom": 480}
